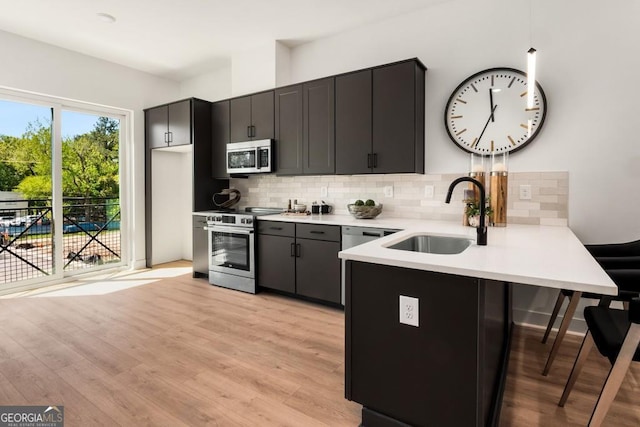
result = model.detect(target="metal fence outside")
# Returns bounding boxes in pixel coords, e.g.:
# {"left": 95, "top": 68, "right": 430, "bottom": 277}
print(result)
{"left": 0, "top": 198, "right": 121, "bottom": 285}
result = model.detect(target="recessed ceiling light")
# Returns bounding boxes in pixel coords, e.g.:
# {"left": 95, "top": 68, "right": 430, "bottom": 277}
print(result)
{"left": 96, "top": 13, "right": 116, "bottom": 24}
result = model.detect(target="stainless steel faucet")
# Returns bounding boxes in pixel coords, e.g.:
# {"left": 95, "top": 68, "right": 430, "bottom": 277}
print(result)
{"left": 446, "top": 177, "right": 487, "bottom": 246}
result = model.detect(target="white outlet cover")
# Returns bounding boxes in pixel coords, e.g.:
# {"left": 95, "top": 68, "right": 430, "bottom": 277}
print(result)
{"left": 424, "top": 185, "right": 435, "bottom": 198}
{"left": 320, "top": 186, "right": 328, "bottom": 197}
{"left": 519, "top": 184, "right": 532, "bottom": 200}
{"left": 384, "top": 185, "right": 394, "bottom": 198}
{"left": 399, "top": 295, "right": 419, "bottom": 327}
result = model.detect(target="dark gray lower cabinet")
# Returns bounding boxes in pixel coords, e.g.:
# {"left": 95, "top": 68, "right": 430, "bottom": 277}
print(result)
{"left": 257, "top": 233, "right": 295, "bottom": 293}
{"left": 345, "top": 261, "right": 511, "bottom": 427}
{"left": 192, "top": 215, "right": 208, "bottom": 278}
{"left": 296, "top": 238, "right": 340, "bottom": 303}
{"left": 257, "top": 221, "right": 341, "bottom": 304}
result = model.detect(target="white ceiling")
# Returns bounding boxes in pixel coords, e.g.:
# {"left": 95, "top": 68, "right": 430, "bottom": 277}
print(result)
{"left": 0, "top": 0, "right": 444, "bottom": 81}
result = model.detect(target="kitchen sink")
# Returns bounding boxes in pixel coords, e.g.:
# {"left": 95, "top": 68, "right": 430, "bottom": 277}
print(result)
{"left": 386, "top": 234, "right": 473, "bottom": 255}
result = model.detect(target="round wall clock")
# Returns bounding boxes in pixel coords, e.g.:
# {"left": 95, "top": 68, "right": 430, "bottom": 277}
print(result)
{"left": 444, "top": 67, "right": 547, "bottom": 155}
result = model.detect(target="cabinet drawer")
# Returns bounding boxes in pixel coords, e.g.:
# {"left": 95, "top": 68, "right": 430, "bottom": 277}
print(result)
{"left": 257, "top": 220, "right": 295, "bottom": 237}
{"left": 296, "top": 223, "right": 340, "bottom": 242}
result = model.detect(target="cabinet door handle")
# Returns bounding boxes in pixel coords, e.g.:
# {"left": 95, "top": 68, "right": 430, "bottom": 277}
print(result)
{"left": 270, "top": 226, "right": 283, "bottom": 231}
{"left": 373, "top": 153, "right": 378, "bottom": 168}
{"left": 251, "top": 125, "right": 256, "bottom": 138}
{"left": 164, "top": 132, "right": 169, "bottom": 144}
{"left": 309, "top": 230, "right": 325, "bottom": 234}
{"left": 290, "top": 242, "right": 296, "bottom": 257}
{"left": 296, "top": 243, "right": 301, "bottom": 258}
{"left": 367, "top": 153, "right": 372, "bottom": 169}
{"left": 362, "top": 231, "right": 382, "bottom": 237}
{"left": 247, "top": 125, "right": 252, "bottom": 138}
{"left": 168, "top": 132, "right": 173, "bottom": 143}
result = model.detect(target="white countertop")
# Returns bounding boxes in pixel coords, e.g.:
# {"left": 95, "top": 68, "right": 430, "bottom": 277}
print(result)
{"left": 255, "top": 213, "right": 427, "bottom": 229}
{"left": 257, "top": 214, "right": 617, "bottom": 295}
{"left": 193, "top": 210, "right": 221, "bottom": 216}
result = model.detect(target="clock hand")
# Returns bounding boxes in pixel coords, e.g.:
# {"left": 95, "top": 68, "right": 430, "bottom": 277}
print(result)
{"left": 489, "top": 89, "right": 495, "bottom": 122}
{"left": 476, "top": 104, "right": 498, "bottom": 148}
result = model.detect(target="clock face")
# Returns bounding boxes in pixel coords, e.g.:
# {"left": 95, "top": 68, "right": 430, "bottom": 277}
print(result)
{"left": 444, "top": 68, "right": 547, "bottom": 155}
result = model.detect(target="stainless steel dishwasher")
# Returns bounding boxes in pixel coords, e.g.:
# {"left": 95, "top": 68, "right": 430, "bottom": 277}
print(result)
{"left": 341, "top": 226, "right": 399, "bottom": 304}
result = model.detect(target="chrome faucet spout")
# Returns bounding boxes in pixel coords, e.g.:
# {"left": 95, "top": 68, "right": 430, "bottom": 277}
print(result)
{"left": 445, "top": 177, "right": 488, "bottom": 246}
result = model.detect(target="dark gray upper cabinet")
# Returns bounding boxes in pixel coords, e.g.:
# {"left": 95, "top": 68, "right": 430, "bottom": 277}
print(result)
{"left": 229, "top": 91, "right": 274, "bottom": 142}
{"left": 336, "top": 70, "right": 372, "bottom": 174}
{"left": 276, "top": 79, "right": 336, "bottom": 176}
{"left": 303, "top": 78, "right": 335, "bottom": 175}
{"left": 211, "top": 100, "right": 230, "bottom": 179}
{"left": 146, "top": 99, "right": 192, "bottom": 148}
{"left": 147, "top": 105, "right": 169, "bottom": 149}
{"left": 336, "top": 59, "right": 425, "bottom": 175}
{"left": 251, "top": 91, "right": 275, "bottom": 140}
{"left": 373, "top": 60, "right": 424, "bottom": 174}
{"left": 275, "top": 85, "right": 304, "bottom": 175}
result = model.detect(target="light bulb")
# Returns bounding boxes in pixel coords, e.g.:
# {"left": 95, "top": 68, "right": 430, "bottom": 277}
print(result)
{"left": 527, "top": 47, "right": 537, "bottom": 109}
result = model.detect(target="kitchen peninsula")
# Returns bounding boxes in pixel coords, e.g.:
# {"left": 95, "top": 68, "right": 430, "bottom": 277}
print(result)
{"left": 337, "top": 221, "right": 617, "bottom": 427}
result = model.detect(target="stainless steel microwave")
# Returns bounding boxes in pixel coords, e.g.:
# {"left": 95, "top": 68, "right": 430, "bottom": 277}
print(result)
{"left": 226, "top": 139, "right": 273, "bottom": 174}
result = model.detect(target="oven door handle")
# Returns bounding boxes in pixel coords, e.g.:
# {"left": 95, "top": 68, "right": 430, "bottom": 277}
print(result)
{"left": 209, "top": 225, "right": 254, "bottom": 235}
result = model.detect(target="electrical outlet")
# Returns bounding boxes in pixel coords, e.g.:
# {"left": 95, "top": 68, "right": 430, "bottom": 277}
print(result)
{"left": 320, "top": 186, "right": 328, "bottom": 197}
{"left": 519, "top": 184, "right": 532, "bottom": 200}
{"left": 424, "top": 185, "right": 435, "bottom": 198}
{"left": 399, "top": 295, "right": 419, "bottom": 327}
{"left": 383, "top": 185, "right": 394, "bottom": 198}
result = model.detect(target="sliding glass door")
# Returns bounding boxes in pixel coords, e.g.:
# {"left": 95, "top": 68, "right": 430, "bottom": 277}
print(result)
{"left": 0, "top": 95, "right": 127, "bottom": 293}
{"left": 61, "top": 111, "right": 122, "bottom": 273}
{"left": 0, "top": 99, "right": 54, "bottom": 284}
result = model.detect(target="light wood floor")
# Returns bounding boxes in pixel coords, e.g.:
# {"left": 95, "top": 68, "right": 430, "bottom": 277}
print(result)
{"left": 1, "top": 267, "right": 639, "bottom": 426}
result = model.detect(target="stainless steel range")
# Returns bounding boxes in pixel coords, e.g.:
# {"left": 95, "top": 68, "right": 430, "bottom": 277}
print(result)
{"left": 206, "top": 207, "right": 282, "bottom": 294}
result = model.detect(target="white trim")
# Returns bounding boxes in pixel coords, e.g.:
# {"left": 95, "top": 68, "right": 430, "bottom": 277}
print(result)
{"left": 52, "top": 104, "right": 64, "bottom": 281}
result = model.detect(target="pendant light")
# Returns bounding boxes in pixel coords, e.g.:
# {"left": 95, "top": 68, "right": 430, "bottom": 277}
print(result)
{"left": 527, "top": 47, "right": 536, "bottom": 109}
{"left": 526, "top": 0, "right": 536, "bottom": 135}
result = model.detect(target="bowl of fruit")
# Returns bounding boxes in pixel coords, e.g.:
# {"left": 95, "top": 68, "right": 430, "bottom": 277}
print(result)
{"left": 347, "top": 199, "right": 383, "bottom": 219}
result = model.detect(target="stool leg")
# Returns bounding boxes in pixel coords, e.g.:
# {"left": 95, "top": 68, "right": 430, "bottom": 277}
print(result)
{"left": 588, "top": 323, "right": 640, "bottom": 427}
{"left": 559, "top": 330, "right": 594, "bottom": 406}
{"left": 543, "top": 291, "right": 582, "bottom": 376}
{"left": 543, "top": 290, "right": 567, "bottom": 344}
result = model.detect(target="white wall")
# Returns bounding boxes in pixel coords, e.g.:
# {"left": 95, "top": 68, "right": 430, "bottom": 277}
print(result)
{"left": 0, "top": 29, "right": 180, "bottom": 269}
{"left": 180, "top": 65, "right": 232, "bottom": 101}
{"left": 231, "top": 42, "right": 279, "bottom": 96}
{"left": 289, "top": 0, "right": 640, "bottom": 245}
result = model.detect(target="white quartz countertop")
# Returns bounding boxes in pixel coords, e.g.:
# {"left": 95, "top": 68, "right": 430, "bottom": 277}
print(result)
{"left": 193, "top": 210, "right": 222, "bottom": 216}
{"left": 255, "top": 213, "right": 427, "bottom": 229}
{"left": 257, "top": 214, "right": 617, "bottom": 295}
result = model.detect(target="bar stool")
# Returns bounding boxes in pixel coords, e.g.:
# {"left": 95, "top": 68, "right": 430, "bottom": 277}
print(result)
{"left": 558, "top": 293, "right": 640, "bottom": 427}
{"left": 541, "top": 240, "right": 640, "bottom": 376}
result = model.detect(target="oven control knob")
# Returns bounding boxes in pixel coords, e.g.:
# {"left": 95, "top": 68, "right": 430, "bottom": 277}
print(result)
{"left": 214, "top": 216, "right": 222, "bottom": 222}
{"left": 245, "top": 218, "right": 253, "bottom": 224}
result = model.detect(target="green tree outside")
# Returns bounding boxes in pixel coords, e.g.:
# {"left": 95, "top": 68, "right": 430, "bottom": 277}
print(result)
{"left": 0, "top": 117, "right": 119, "bottom": 199}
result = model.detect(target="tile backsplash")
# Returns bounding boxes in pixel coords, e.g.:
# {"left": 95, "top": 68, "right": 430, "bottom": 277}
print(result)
{"left": 231, "top": 171, "right": 568, "bottom": 226}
